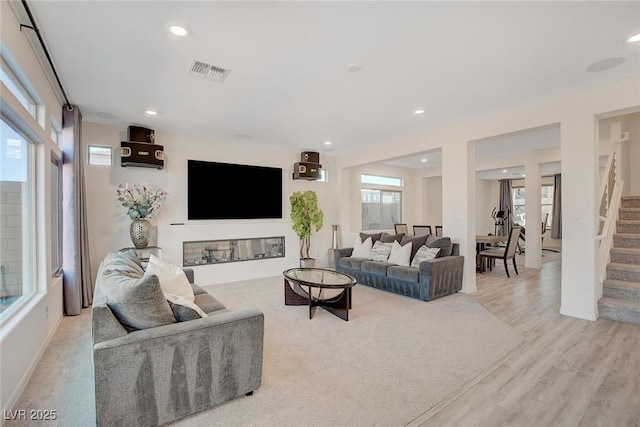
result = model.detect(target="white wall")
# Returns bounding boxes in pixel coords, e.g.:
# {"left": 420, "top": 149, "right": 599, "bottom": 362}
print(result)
{"left": 82, "top": 122, "right": 340, "bottom": 285}
{"left": 0, "top": 1, "right": 65, "bottom": 416}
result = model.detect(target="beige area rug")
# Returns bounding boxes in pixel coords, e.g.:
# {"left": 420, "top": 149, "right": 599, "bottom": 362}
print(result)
{"left": 6, "top": 276, "right": 523, "bottom": 427}
{"left": 175, "top": 276, "right": 524, "bottom": 426}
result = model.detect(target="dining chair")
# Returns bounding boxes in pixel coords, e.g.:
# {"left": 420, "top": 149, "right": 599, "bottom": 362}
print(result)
{"left": 394, "top": 223, "right": 409, "bottom": 234}
{"left": 435, "top": 225, "right": 443, "bottom": 237}
{"left": 413, "top": 225, "right": 432, "bottom": 236}
{"left": 479, "top": 226, "right": 522, "bottom": 278}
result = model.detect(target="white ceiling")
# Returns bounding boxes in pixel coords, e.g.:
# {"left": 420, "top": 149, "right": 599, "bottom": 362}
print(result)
{"left": 21, "top": 1, "right": 640, "bottom": 157}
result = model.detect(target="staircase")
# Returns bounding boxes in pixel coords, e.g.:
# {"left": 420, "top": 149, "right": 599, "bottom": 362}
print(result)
{"left": 599, "top": 195, "right": 640, "bottom": 326}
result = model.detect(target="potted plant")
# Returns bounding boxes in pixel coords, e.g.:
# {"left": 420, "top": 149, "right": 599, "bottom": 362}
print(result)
{"left": 290, "top": 190, "right": 324, "bottom": 268}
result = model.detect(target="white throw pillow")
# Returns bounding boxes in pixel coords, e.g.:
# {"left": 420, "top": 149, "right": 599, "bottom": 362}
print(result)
{"left": 387, "top": 240, "right": 412, "bottom": 266}
{"left": 351, "top": 236, "right": 373, "bottom": 258}
{"left": 371, "top": 240, "right": 393, "bottom": 262}
{"left": 410, "top": 245, "right": 441, "bottom": 267}
{"left": 143, "top": 254, "right": 195, "bottom": 302}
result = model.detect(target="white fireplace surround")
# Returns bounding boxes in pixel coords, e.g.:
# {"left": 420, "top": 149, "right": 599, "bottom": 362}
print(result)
{"left": 158, "top": 222, "right": 299, "bottom": 286}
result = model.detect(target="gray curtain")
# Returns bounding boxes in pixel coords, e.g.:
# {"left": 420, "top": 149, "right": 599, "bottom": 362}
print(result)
{"left": 499, "top": 179, "right": 512, "bottom": 236}
{"left": 62, "top": 106, "right": 93, "bottom": 315}
{"left": 551, "top": 173, "right": 562, "bottom": 239}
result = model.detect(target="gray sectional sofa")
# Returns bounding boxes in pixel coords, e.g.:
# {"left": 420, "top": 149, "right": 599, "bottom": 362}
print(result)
{"left": 334, "top": 232, "right": 464, "bottom": 301}
{"left": 92, "top": 250, "right": 264, "bottom": 426}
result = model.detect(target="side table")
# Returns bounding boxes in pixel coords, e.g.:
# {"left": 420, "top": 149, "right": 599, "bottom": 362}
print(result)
{"left": 119, "top": 246, "right": 162, "bottom": 267}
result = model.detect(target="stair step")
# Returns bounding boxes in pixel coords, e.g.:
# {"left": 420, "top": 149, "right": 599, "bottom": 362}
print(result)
{"left": 619, "top": 208, "right": 640, "bottom": 220}
{"left": 610, "top": 247, "right": 640, "bottom": 265}
{"left": 616, "top": 220, "right": 640, "bottom": 234}
{"left": 621, "top": 196, "right": 640, "bottom": 208}
{"left": 613, "top": 233, "right": 640, "bottom": 249}
{"left": 606, "top": 263, "right": 640, "bottom": 282}
{"left": 603, "top": 279, "right": 640, "bottom": 303}
{"left": 598, "top": 297, "right": 640, "bottom": 326}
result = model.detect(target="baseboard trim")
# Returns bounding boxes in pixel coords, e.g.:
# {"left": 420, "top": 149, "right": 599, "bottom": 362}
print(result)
{"left": 405, "top": 339, "right": 530, "bottom": 426}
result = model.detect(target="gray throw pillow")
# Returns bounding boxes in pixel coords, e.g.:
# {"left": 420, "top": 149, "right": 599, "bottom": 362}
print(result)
{"left": 400, "top": 234, "right": 429, "bottom": 263}
{"left": 380, "top": 232, "right": 405, "bottom": 243}
{"left": 425, "top": 236, "right": 453, "bottom": 257}
{"left": 168, "top": 301, "right": 203, "bottom": 322}
{"left": 359, "top": 232, "right": 383, "bottom": 243}
{"left": 101, "top": 271, "right": 176, "bottom": 331}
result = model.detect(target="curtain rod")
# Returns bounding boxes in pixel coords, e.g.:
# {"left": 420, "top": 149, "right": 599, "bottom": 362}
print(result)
{"left": 19, "top": 0, "right": 73, "bottom": 111}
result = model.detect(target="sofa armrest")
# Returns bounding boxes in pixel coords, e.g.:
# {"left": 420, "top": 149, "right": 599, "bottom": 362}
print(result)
{"left": 182, "top": 268, "right": 195, "bottom": 284}
{"left": 334, "top": 248, "right": 354, "bottom": 267}
{"left": 93, "top": 307, "right": 264, "bottom": 426}
{"left": 418, "top": 255, "right": 464, "bottom": 300}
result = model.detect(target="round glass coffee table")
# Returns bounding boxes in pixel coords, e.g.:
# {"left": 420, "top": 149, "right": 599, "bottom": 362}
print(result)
{"left": 283, "top": 268, "right": 357, "bottom": 321}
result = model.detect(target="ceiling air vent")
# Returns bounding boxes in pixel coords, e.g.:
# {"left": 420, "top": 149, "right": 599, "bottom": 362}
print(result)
{"left": 189, "top": 60, "right": 231, "bottom": 82}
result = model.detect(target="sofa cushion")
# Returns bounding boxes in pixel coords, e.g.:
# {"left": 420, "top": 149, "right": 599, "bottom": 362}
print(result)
{"left": 361, "top": 260, "right": 392, "bottom": 276}
{"left": 143, "top": 254, "right": 195, "bottom": 302}
{"left": 359, "top": 232, "right": 383, "bottom": 243}
{"left": 339, "top": 257, "right": 367, "bottom": 270}
{"left": 351, "top": 236, "right": 373, "bottom": 258}
{"left": 380, "top": 232, "right": 405, "bottom": 243}
{"left": 387, "top": 240, "right": 412, "bottom": 266}
{"left": 371, "top": 241, "right": 393, "bottom": 262}
{"left": 400, "top": 234, "right": 429, "bottom": 262}
{"left": 426, "top": 236, "right": 453, "bottom": 257}
{"left": 411, "top": 245, "right": 441, "bottom": 267}
{"left": 387, "top": 265, "right": 420, "bottom": 283}
{"left": 194, "top": 292, "right": 227, "bottom": 314}
{"left": 100, "top": 271, "right": 176, "bottom": 331}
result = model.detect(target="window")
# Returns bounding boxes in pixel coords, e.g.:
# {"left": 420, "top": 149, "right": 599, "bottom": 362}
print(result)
{"left": 361, "top": 174, "right": 402, "bottom": 187}
{"left": 0, "top": 60, "right": 37, "bottom": 118}
{"left": 88, "top": 145, "right": 112, "bottom": 166}
{"left": 512, "top": 185, "right": 554, "bottom": 228}
{"left": 318, "top": 168, "right": 328, "bottom": 182}
{"left": 361, "top": 173, "right": 403, "bottom": 231}
{"left": 0, "top": 117, "right": 35, "bottom": 317}
{"left": 51, "top": 155, "right": 62, "bottom": 276}
{"left": 50, "top": 119, "right": 62, "bottom": 146}
{"left": 361, "top": 189, "right": 402, "bottom": 230}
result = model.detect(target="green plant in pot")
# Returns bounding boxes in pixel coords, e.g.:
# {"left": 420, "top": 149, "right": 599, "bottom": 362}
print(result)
{"left": 290, "top": 190, "right": 324, "bottom": 268}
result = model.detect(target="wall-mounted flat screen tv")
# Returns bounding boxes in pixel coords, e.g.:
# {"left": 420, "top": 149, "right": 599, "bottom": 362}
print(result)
{"left": 188, "top": 159, "right": 283, "bottom": 220}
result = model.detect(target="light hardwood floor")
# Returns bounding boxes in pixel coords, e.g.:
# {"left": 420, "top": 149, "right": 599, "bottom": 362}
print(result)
{"left": 419, "top": 253, "right": 640, "bottom": 427}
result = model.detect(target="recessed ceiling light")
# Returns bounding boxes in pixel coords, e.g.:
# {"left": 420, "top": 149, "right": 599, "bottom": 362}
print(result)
{"left": 522, "top": 174, "right": 526, "bottom": 177}
{"left": 324, "top": 141, "right": 332, "bottom": 145}
{"left": 235, "top": 133, "right": 251, "bottom": 139}
{"left": 627, "top": 33, "right": 640, "bottom": 43}
{"left": 502, "top": 169, "right": 508, "bottom": 173}
{"left": 414, "top": 109, "right": 425, "bottom": 115}
{"left": 345, "top": 64, "right": 362, "bottom": 73}
{"left": 169, "top": 25, "right": 190, "bottom": 37}
{"left": 586, "top": 57, "right": 625, "bottom": 72}
{"left": 421, "top": 158, "right": 427, "bottom": 162}
{"left": 145, "top": 110, "right": 158, "bottom": 116}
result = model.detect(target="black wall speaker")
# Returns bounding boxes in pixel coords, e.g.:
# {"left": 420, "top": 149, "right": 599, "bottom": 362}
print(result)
{"left": 128, "top": 126, "right": 155, "bottom": 143}
{"left": 292, "top": 162, "right": 321, "bottom": 180}
{"left": 301, "top": 151, "right": 320, "bottom": 163}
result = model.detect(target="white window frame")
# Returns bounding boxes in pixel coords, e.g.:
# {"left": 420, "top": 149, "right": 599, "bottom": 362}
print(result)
{"left": 0, "top": 59, "right": 37, "bottom": 119}
{"left": 361, "top": 173, "right": 403, "bottom": 231}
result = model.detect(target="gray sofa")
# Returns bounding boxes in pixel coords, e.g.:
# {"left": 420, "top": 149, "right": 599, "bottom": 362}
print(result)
{"left": 334, "top": 232, "right": 464, "bottom": 301}
{"left": 92, "top": 251, "right": 264, "bottom": 426}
